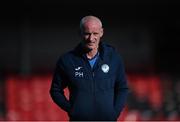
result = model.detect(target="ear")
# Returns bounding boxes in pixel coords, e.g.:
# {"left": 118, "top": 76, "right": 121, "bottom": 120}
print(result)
{"left": 100, "top": 28, "right": 104, "bottom": 37}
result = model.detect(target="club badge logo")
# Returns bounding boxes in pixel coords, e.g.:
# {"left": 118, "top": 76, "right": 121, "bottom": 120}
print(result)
{"left": 101, "top": 64, "right": 109, "bottom": 73}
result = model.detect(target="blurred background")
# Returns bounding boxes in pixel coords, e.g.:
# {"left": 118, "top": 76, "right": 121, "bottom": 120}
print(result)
{"left": 0, "top": 0, "right": 180, "bottom": 121}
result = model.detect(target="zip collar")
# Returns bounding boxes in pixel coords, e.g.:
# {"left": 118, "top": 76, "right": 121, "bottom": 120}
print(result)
{"left": 73, "top": 41, "right": 107, "bottom": 61}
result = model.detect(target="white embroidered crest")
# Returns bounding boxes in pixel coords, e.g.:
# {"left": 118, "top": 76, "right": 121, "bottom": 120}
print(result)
{"left": 101, "top": 64, "right": 109, "bottom": 73}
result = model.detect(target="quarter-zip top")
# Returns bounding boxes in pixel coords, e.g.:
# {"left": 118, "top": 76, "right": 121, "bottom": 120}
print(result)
{"left": 50, "top": 41, "right": 129, "bottom": 121}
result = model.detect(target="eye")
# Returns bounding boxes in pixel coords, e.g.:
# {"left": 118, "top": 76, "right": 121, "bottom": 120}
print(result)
{"left": 93, "top": 32, "right": 99, "bottom": 36}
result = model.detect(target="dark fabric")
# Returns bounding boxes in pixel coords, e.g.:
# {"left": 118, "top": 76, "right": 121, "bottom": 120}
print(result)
{"left": 50, "top": 41, "right": 129, "bottom": 121}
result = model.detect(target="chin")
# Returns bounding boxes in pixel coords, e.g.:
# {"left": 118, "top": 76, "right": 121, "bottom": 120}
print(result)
{"left": 85, "top": 45, "right": 92, "bottom": 49}
{"left": 88, "top": 46, "right": 96, "bottom": 50}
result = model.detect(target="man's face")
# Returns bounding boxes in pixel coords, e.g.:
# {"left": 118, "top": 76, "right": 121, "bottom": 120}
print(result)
{"left": 81, "top": 21, "right": 103, "bottom": 51}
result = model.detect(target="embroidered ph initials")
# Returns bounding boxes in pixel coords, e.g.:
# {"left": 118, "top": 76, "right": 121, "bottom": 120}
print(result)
{"left": 75, "top": 72, "right": 83, "bottom": 78}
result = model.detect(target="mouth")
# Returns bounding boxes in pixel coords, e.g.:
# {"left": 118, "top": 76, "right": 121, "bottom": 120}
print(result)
{"left": 86, "top": 41, "right": 96, "bottom": 45}
{"left": 87, "top": 43, "right": 95, "bottom": 47}
{"left": 83, "top": 41, "right": 97, "bottom": 51}
{"left": 82, "top": 40, "right": 96, "bottom": 49}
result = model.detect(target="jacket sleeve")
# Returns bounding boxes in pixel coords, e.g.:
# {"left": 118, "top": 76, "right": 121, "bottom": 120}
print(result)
{"left": 114, "top": 55, "right": 129, "bottom": 117}
{"left": 49, "top": 58, "right": 71, "bottom": 113}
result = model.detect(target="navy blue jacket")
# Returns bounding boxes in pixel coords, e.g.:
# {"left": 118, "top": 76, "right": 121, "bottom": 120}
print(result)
{"left": 50, "top": 42, "right": 129, "bottom": 121}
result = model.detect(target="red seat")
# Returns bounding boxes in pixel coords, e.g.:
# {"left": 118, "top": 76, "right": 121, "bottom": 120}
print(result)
{"left": 5, "top": 74, "right": 68, "bottom": 120}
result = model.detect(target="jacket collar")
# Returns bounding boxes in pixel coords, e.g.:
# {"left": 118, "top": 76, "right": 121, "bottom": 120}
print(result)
{"left": 73, "top": 41, "right": 106, "bottom": 61}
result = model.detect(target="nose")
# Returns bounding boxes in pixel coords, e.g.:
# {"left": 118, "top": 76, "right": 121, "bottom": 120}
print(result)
{"left": 89, "top": 34, "right": 94, "bottom": 41}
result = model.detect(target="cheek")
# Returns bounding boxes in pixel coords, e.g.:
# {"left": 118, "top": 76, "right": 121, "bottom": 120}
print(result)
{"left": 83, "top": 36, "right": 89, "bottom": 40}
{"left": 97, "top": 40, "right": 101, "bottom": 45}
{"left": 96, "top": 37, "right": 101, "bottom": 42}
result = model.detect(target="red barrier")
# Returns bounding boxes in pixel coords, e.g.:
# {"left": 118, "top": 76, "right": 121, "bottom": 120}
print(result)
{"left": 6, "top": 74, "right": 173, "bottom": 121}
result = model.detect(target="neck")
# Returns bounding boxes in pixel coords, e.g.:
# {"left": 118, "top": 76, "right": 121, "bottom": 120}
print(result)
{"left": 86, "top": 48, "right": 98, "bottom": 59}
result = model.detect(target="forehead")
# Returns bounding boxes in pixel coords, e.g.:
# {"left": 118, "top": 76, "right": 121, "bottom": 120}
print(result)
{"left": 82, "top": 21, "right": 102, "bottom": 31}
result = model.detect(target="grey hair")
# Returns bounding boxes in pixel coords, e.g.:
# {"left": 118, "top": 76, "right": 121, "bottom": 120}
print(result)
{"left": 79, "top": 15, "right": 103, "bottom": 30}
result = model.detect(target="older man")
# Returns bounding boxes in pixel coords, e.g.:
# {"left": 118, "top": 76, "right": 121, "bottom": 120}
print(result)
{"left": 50, "top": 15, "right": 129, "bottom": 121}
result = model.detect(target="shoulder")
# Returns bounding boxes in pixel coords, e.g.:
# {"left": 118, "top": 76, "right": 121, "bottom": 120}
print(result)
{"left": 102, "top": 42, "right": 117, "bottom": 53}
{"left": 102, "top": 42, "right": 123, "bottom": 59}
{"left": 56, "top": 50, "right": 74, "bottom": 66}
{"left": 103, "top": 42, "right": 126, "bottom": 69}
{"left": 101, "top": 42, "right": 115, "bottom": 51}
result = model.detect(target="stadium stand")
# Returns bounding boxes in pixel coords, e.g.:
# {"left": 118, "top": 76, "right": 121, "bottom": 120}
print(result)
{"left": 3, "top": 74, "right": 180, "bottom": 121}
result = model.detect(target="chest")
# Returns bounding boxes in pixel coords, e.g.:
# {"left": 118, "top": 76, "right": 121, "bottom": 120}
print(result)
{"left": 63, "top": 57, "right": 117, "bottom": 91}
